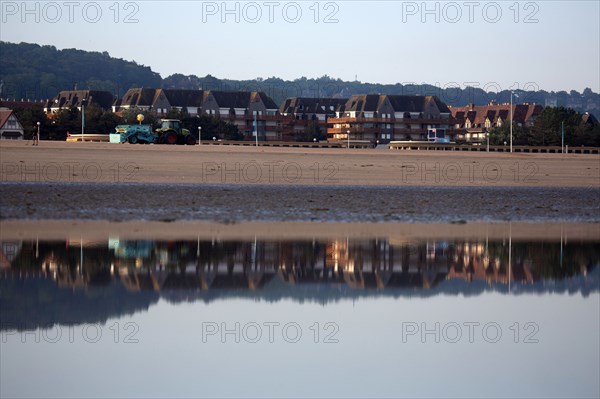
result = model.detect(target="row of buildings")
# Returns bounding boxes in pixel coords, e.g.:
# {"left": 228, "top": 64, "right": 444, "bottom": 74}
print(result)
{"left": 1, "top": 88, "right": 550, "bottom": 142}
{"left": 449, "top": 102, "right": 543, "bottom": 142}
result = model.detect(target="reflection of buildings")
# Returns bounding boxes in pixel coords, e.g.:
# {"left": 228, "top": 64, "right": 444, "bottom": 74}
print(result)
{"left": 447, "top": 242, "right": 534, "bottom": 285}
{"left": 1, "top": 241, "right": 22, "bottom": 269}
{"left": 1, "top": 238, "right": 597, "bottom": 294}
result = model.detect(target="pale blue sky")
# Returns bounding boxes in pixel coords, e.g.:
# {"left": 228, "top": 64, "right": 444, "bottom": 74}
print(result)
{"left": 1, "top": 1, "right": 599, "bottom": 92}
{"left": 2, "top": 293, "right": 599, "bottom": 397}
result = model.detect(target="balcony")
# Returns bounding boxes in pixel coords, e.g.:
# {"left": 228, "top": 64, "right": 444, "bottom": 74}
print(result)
{"left": 328, "top": 127, "right": 428, "bottom": 135}
{"left": 329, "top": 116, "right": 450, "bottom": 125}
{"left": 242, "top": 114, "right": 294, "bottom": 121}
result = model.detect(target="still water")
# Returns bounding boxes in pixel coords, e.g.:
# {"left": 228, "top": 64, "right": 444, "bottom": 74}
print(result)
{"left": 1, "top": 233, "right": 599, "bottom": 398}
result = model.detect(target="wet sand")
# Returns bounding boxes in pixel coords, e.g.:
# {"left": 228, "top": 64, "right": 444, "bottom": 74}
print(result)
{"left": 1, "top": 182, "right": 599, "bottom": 223}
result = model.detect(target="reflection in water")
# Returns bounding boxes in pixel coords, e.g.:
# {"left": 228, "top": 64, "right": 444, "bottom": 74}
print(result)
{"left": 1, "top": 236, "right": 598, "bottom": 330}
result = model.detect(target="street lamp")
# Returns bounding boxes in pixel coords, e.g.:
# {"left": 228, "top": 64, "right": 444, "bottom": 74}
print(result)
{"left": 81, "top": 98, "right": 88, "bottom": 142}
{"left": 36, "top": 121, "right": 40, "bottom": 146}
{"left": 198, "top": 126, "right": 202, "bottom": 146}
{"left": 347, "top": 129, "right": 350, "bottom": 149}
{"left": 510, "top": 91, "right": 519, "bottom": 153}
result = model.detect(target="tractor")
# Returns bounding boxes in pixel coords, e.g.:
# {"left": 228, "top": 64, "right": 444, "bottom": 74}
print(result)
{"left": 117, "top": 119, "right": 197, "bottom": 145}
{"left": 156, "top": 119, "right": 197, "bottom": 145}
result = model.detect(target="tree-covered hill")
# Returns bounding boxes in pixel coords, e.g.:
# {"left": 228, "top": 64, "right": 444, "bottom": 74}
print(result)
{"left": 1, "top": 41, "right": 599, "bottom": 114}
{"left": 0, "top": 41, "right": 162, "bottom": 100}
{"left": 163, "top": 73, "right": 600, "bottom": 113}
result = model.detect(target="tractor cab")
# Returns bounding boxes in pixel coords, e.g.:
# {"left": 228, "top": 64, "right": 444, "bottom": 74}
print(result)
{"left": 160, "top": 119, "right": 181, "bottom": 132}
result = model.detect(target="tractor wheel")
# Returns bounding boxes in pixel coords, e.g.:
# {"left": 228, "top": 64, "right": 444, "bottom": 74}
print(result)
{"left": 164, "top": 131, "right": 177, "bottom": 145}
{"left": 186, "top": 135, "right": 197, "bottom": 145}
{"left": 128, "top": 135, "right": 138, "bottom": 144}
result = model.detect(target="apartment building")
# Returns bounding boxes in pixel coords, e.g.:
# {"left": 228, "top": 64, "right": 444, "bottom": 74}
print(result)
{"left": 327, "top": 94, "right": 454, "bottom": 143}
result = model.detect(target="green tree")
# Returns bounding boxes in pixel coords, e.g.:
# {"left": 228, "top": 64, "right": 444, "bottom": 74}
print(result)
{"left": 50, "top": 108, "right": 80, "bottom": 140}
{"left": 178, "top": 115, "right": 241, "bottom": 140}
{"left": 296, "top": 121, "right": 325, "bottom": 142}
{"left": 80, "top": 102, "right": 103, "bottom": 133}
{"left": 121, "top": 108, "right": 157, "bottom": 127}
{"left": 530, "top": 107, "right": 584, "bottom": 146}
{"left": 488, "top": 123, "right": 529, "bottom": 146}
{"left": 13, "top": 106, "right": 48, "bottom": 139}
{"left": 165, "top": 108, "right": 189, "bottom": 120}
{"left": 571, "top": 120, "right": 600, "bottom": 147}
{"left": 96, "top": 111, "right": 123, "bottom": 134}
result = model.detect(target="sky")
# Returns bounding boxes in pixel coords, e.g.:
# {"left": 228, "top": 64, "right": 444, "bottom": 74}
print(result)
{"left": 2, "top": 293, "right": 599, "bottom": 397}
{"left": 1, "top": 0, "right": 599, "bottom": 93}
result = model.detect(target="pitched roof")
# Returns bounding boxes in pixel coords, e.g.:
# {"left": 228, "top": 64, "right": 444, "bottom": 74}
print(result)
{"left": 387, "top": 95, "right": 423, "bottom": 112}
{"left": 485, "top": 109, "right": 497, "bottom": 122}
{"left": 255, "top": 92, "right": 278, "bottom": 109}
{"left": 0, "top": 109, "right": 15, "bottom": 128}
{"left": 497, "top": 109, "right": 509, "bottom": 121}
{"left": 162, "top": 89, "right": 204, "bottom": 107}
{"left": 581, "top": 112, "right": 599, "bottom": 126}
{"left": 343, "top": 94, "right": 452, "bottom": 114}
{"left": 116, "top": 89, "right": 278, "bottom": 113}
{"left": 345, "top": 94, "right": 381, "bottom": 112}
{"left": 524, "top": 104, "right": 543, "bottom": 121}
{"left": 119, "top": 88, "right": 157, "bottom": 107}
{"left": 465, "top": 110, "right": 477, "bottom": 123}
{"left": 279, "top": 97, "right": 347, "bottom": 114}
{"left": 52, "top": 90, "right": 114, "bottom": 109}
{"left": 453, "top": 111, "right": 465, "bottom": 125}
{"left": 449, "top": 103, "right": 541, "bottom": 126}
{"left": 209, "top": 91, "right": 252, "bottom": 108}
{"left": 429, "top": 96, "right": 451, "bottom": 113}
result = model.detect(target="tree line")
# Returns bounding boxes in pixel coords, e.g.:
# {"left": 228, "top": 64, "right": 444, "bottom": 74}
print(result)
{"left": 487, "top": 107, "right": 599, "bottom": 147}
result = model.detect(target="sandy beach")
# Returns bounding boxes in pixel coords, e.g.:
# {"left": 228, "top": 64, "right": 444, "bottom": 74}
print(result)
{"left": 1, "top": 140, "right": 599, "bottom": 187}
{"left": 1, "top": 141, "right": 599, "bottom": 240}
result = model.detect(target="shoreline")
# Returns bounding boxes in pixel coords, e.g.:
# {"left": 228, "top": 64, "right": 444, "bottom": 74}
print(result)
{"left": 2, "top": 219, "right": 599, "bottom": 241}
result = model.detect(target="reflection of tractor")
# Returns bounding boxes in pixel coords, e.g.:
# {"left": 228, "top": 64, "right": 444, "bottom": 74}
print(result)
{"left": 117, "top": 119, "right": 197, "bottom": 145}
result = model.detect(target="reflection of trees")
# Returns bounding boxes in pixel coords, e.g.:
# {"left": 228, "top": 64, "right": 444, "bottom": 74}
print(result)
{"left": 0, "top": 278, "right": 159, "bottom": 331}
{"left": 524, "top": 243, "right": 599, "bottom": 279}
